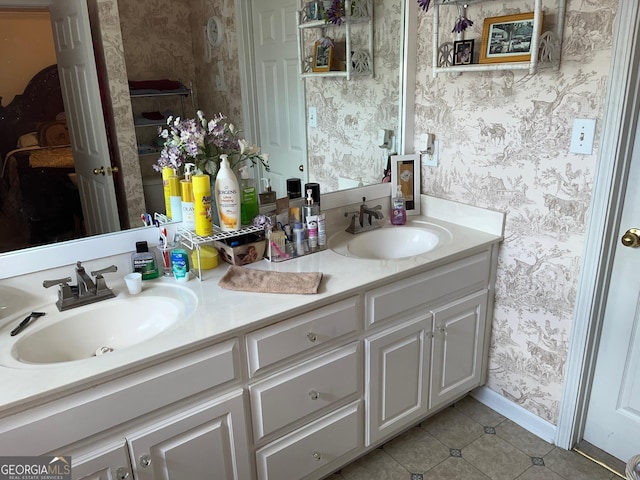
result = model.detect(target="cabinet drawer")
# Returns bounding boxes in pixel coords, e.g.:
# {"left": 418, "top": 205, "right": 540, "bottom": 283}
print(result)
{"left": 246, "top": 296, "right": 360, "bottom": 376}
{"left": 255, "top": 401, "right": 362, "bottom": 480}
{"left": 250, "top": 342, "right": 360, "bottom": 441}
{"left": 365, "top": 251, "right": 490, "bottom": 327}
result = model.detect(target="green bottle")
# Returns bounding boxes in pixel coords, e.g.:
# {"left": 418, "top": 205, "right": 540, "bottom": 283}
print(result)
{"left": 239, "top": 166, "right": 259, "bottom": 225}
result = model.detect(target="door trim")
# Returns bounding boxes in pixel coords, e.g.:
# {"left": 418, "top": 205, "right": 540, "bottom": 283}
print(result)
{"left": 556, "top": 2, "right": 640, "bottom": 449}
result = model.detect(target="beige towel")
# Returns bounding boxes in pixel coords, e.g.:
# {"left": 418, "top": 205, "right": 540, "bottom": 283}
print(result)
{"left": 218, "top": 266, "right": 323, "bottom": 294}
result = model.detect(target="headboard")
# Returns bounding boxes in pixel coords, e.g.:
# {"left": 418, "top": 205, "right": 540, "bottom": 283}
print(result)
{"left": 0, "top": 64, "right": 66, "bottom": 160}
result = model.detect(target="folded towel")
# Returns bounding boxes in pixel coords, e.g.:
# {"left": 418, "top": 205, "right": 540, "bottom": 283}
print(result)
{"left": 218, "top": 266, "right": 323, "bottom": 294}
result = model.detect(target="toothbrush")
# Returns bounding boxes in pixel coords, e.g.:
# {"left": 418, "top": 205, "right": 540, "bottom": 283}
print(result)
{"left": 270, "top": 241, "right": 290, "bottom": 259}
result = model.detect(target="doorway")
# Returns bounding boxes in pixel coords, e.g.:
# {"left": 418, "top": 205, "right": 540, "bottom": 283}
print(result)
{"left": 557, "top": 1, "right": 640, "bottom": 467}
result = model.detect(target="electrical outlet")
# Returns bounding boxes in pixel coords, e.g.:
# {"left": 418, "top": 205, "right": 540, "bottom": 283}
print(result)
{"left": 422, "top": 140, "right": 439, "bottom": 167}
{"left": 570, "top": 119, "right": 596, "bottom": 154}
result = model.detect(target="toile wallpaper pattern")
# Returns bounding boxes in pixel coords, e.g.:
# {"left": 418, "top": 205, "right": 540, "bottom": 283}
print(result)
{"left": 414, "top": 0, "right": 618, "bottom": 423}
{"left": 97, "top": 0, "right": 619, "bottom": 425}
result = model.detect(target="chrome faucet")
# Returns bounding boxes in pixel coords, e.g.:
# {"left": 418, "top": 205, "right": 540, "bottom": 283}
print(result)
{"left": 345, "top": 197, "right": 384, "bottom": 234}
{"left": 43, "top": 261, "right": 118, "bottom": 311}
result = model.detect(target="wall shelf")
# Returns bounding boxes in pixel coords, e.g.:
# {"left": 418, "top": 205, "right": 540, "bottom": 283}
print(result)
{"left": 431, "top": 0, "right": 565, "bottom": 77}
{"left": 296, "top": 0, "right": 374, "bottom": 81}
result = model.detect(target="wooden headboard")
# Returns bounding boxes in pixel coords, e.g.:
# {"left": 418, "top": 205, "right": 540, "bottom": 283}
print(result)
{"left": 0, "top": 64, "right": 66, "bottom": 159}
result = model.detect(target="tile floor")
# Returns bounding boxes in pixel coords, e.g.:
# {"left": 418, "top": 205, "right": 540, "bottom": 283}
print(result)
{"left": 325, "top": 396, "right": 624, "bottom": 480}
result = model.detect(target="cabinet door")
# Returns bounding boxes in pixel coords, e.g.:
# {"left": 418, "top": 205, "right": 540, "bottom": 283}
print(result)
{"left": 430, "top": 290, "right": 488, "bottom": 410}
{"left": 127, "top": 389, "right": 252, "bottom": 480}
{"left": 69, "top": 441, "right": 131, "bottom": 480}
{"left": 365, "top": 313, "right": 432, "bottom": 446}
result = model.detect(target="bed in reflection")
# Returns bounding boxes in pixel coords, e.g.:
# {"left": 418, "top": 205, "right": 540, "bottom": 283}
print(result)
{"left": 0, "top": 65, "right": 83, "bottom": 248}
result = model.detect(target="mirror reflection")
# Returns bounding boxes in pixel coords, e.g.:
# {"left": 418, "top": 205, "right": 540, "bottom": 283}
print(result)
{"left": 0, "top": 0, "right": 402, "bottom": 255}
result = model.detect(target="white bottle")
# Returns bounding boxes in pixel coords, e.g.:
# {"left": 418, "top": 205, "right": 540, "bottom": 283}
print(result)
{"left": 181, "top": 163, "right": 196, "bottom": 230}
{"left": 215, "top": 155, "right": 241, "bottom": 231}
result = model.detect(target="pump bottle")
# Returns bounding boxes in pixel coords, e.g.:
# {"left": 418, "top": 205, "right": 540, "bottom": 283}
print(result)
{"left": 215, "top": 155, "right": 241, "bottom": 231}
{"left": 181, "top": 163, "right": 196, "bottom": 230}
{"left": 239, "top": 165, "right": 259, "bottom": 225}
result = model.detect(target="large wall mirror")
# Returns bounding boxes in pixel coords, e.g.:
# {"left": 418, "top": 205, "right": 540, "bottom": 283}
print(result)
{"left": 0, "top": 0, "right": 405, "bottom": 257}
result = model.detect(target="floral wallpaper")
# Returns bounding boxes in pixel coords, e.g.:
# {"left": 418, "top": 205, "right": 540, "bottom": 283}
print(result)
{"left": 305, "top": 0, "right": 402, "bottom": 192}
{"left": 414, "top": 0, "right": 618, "bottom": 423}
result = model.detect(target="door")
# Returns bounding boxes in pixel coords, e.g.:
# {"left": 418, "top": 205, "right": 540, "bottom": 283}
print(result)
{"left": 582, "top": 119, "right": 640, "bottom": 462}
{"left": 68, "top": 441, "right": 131, "bottom": 480}
{"left": 429, "top": 291, "right": 488, "bottom": 411}
{"left": 48, "top": 0, "right": 120, "bottom": 235}
{"left": 251, "top": 0, "right": 307, "bottom": 196}
{"left": 127, "top": 390, "right": 252, "bottom": 480}
{"left": 365, "top": 314, "right": 431, "bottom": 446}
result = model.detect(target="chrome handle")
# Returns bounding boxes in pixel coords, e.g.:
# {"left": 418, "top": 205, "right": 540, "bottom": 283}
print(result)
{"left": 299, "top": 164, "right": 304, "bottom": 172}
{"left": 309, "top": 390, "right": 320, "bottom": 400}
{"left": 42, "top": 277, "right": 72, "bottom": 288}
{"left": 436, "top": 326, "right": 447, "bottom": 336}
{"left": 312, "top": 451, "right": 322, "bottom": 461}
{"left": 307, "top": 332, "right": 317, "bottom": 342}
{"left": 621, "top": 228, "right": 640, "bottom": 247}
{"left": 139, "top": 454, "right": 152, "bottom": 468}
{"left": 91, "top": 265, "right": 118, "bottom": 277}
{"left": 116, "top": 467, "right": 130, "bottom": 479}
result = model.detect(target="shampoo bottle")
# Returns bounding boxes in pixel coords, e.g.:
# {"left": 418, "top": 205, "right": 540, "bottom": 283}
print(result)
{"left": 239, "top": 165, "right": 259, "bottom": 225}
{"left": 193, "top": 173, "right": 213, "bottom": 236}
{"left": 391, "top": 185, "right": 406, "bottom": 225}
{"left": 181, "top": 163, "right": 196, "bottom": 230}
{"left": 215, "top": 155, "right": 241, "bottom": 231}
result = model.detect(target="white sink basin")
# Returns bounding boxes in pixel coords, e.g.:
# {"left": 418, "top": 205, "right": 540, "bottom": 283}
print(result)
{"left": 329, "top": 221, "right": 451, "bottom": 259}
{"left": 8, "top": 286, "right": 197, "bottom": 365}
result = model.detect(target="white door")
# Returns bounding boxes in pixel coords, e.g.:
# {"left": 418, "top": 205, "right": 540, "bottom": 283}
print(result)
{"left": 48, "top": 0, "right": 120, "bottom": 235}
{"left": 251, "top": 0, "right": 307, "bottom": 196}
{"left": 582, "top": 119, "right": 640, "bottom": 462}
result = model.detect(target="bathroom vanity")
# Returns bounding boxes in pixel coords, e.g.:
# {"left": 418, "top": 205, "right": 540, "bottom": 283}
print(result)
{"left": 0, "top": 197, "right": 503, "bottom": 480}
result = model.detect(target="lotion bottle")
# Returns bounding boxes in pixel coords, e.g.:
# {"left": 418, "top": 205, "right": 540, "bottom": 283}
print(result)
{"left": 215, "top": 154, "right": 240, "bottom": 231}
{"left": 168, "top": 169, "right": 182, "bottom": 222}
{"left": 239, "top": 165, "right": 259, "bottom": 225}
{"left": 181, "top": 163, "right": 196, "bottom": 230}
{"left": 391, "top": 185, "right": 406, "bottom": 225}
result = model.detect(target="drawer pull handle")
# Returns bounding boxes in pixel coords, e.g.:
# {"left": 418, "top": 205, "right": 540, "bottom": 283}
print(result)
{"left": 116, "top": 467, "right": 130, "bottom": 479}
{"left": 437, "top": 326, "right": 447, "bottom": 335}
{"left": 307, "top": 332, "right": 317, "bottom": 342}
{"left": 309, "top": 390, "right": 320, "bottom": 400}
{"left": 312, "top": 451, "right": 322, "bottom": 461}
{"left": 139, "top": 454, "right": 152, "bottom": 468}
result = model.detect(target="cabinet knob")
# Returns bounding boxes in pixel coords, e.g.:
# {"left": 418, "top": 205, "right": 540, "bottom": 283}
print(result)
{"left": 116, "top": 467, "right": 130, "bottom": 479}
{"left": 436, "top": 326, "right": 447, "bottom": 335}
{"left": 309, "top": 390, "right": 320, "bottom": 400}
{"left": 139, "top": 454, "right": 152, "bottom": 468}
{"left": 306, "top": 332, "right": 317, "bottom": 342}
{"left": 312, "top": 451, "right": 322, "bottom": 461}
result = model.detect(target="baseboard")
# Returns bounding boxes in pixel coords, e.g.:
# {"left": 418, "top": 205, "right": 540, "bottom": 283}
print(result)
{"left": 471, "top": 386, "right": 557, "bottom": 445}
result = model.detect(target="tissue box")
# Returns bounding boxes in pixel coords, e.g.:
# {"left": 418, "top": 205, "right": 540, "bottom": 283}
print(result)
{"left": 213, "top": 232, "right": 266, "bottom": 266}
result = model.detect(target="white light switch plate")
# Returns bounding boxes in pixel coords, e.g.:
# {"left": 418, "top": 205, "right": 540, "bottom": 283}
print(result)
{"left": 422, "top": 140, "right": 439, "bottom": 167}
{"left": 308, "top": 106, "right": 317, "bottom": 128}
{"left": 570, "top": 118, "right": 596, "bottom": 154}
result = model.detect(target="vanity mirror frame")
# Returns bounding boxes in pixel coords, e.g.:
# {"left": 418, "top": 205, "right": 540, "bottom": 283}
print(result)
{"left": 0, "top": 0, "right": 419, "bottom": 279}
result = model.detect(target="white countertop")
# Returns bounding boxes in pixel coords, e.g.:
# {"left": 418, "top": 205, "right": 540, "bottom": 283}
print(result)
{"left": 0, "top": 198, "right": 503, "bottom": 416}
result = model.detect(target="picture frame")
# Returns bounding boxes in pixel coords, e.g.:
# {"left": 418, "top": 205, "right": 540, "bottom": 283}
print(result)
{"left": 479, "top": 12, "right": 542, "bottom": 64}
{"left": 390, "top": 154, "right": 421, "bottom": 216}
{"left": 453, "top": 39, "right": 474, "bottom": 66}
{"left": 312, "top": 40, "right": 332, "bottom": 72}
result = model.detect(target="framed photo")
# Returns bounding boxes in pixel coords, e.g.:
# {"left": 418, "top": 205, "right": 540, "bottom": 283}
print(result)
{"left": 390, "top": 154, "right": 421, "bottom": 216}
{"left": 312, "top": 40, "right": 332, "bottom": 72}
{"left": 453, "top": 39, "right": 474, "bottom": 65}
{"left": 479, "top": 12, "right": 543, "bottom": 64}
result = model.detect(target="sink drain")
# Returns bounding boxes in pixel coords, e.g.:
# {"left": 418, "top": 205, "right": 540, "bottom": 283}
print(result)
{"left": 94, "top": 346, "right": 114, "bottom": 356}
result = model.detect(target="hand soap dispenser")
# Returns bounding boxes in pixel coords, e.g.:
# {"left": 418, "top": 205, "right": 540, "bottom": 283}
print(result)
{"left": 391, "top": 185, "right": 406, "bottom": 225}
{"left": 302, "top": 188, "right": 319, "bottom": 226}
{"left": 259, "top": 178, "right": 276, "bottom": 205}
{"left": 239, "top": 165, "right": 259, "bottom": 225}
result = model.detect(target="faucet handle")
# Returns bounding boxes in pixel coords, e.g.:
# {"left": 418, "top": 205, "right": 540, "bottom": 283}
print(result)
{"left": 91, "top": 265, "right": 118, "bottom": 278}
{"left": 42, "top": 277, "right": 72, "bottom": 289}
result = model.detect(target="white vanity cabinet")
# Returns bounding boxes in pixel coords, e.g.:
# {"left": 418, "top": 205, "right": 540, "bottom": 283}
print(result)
{"left": 246, "top": 296, "right": 363, "bottom": 480}
{"left": 364, "top": 251, "right": 492, "bottom": 446}
{"left": 68, "top": 441, "right": 131, "bottom": 480}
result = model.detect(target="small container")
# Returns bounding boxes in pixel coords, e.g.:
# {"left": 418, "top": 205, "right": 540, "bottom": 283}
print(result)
{"left": 131, "top": 241, "right": 159, "bottom": 280}
{"left": 191, "top": 245, "right": 219, "bottom": 270}
{"left": 171, "top": 248, "right": 190, "bottom": 282}
{"left": 307, "top": 215, "right": 319, "bottom": 250}
{"left": 317, "top": 213, "right": 326, "bottom": 247}
{"left": 293, "top": 222, "right": 307, "bottom": 256}
{"left": 391, "top": 185, "right": 407, "bottom": 225}
{"left": 287, "top": 178, "right": 302, "bottom": 199}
